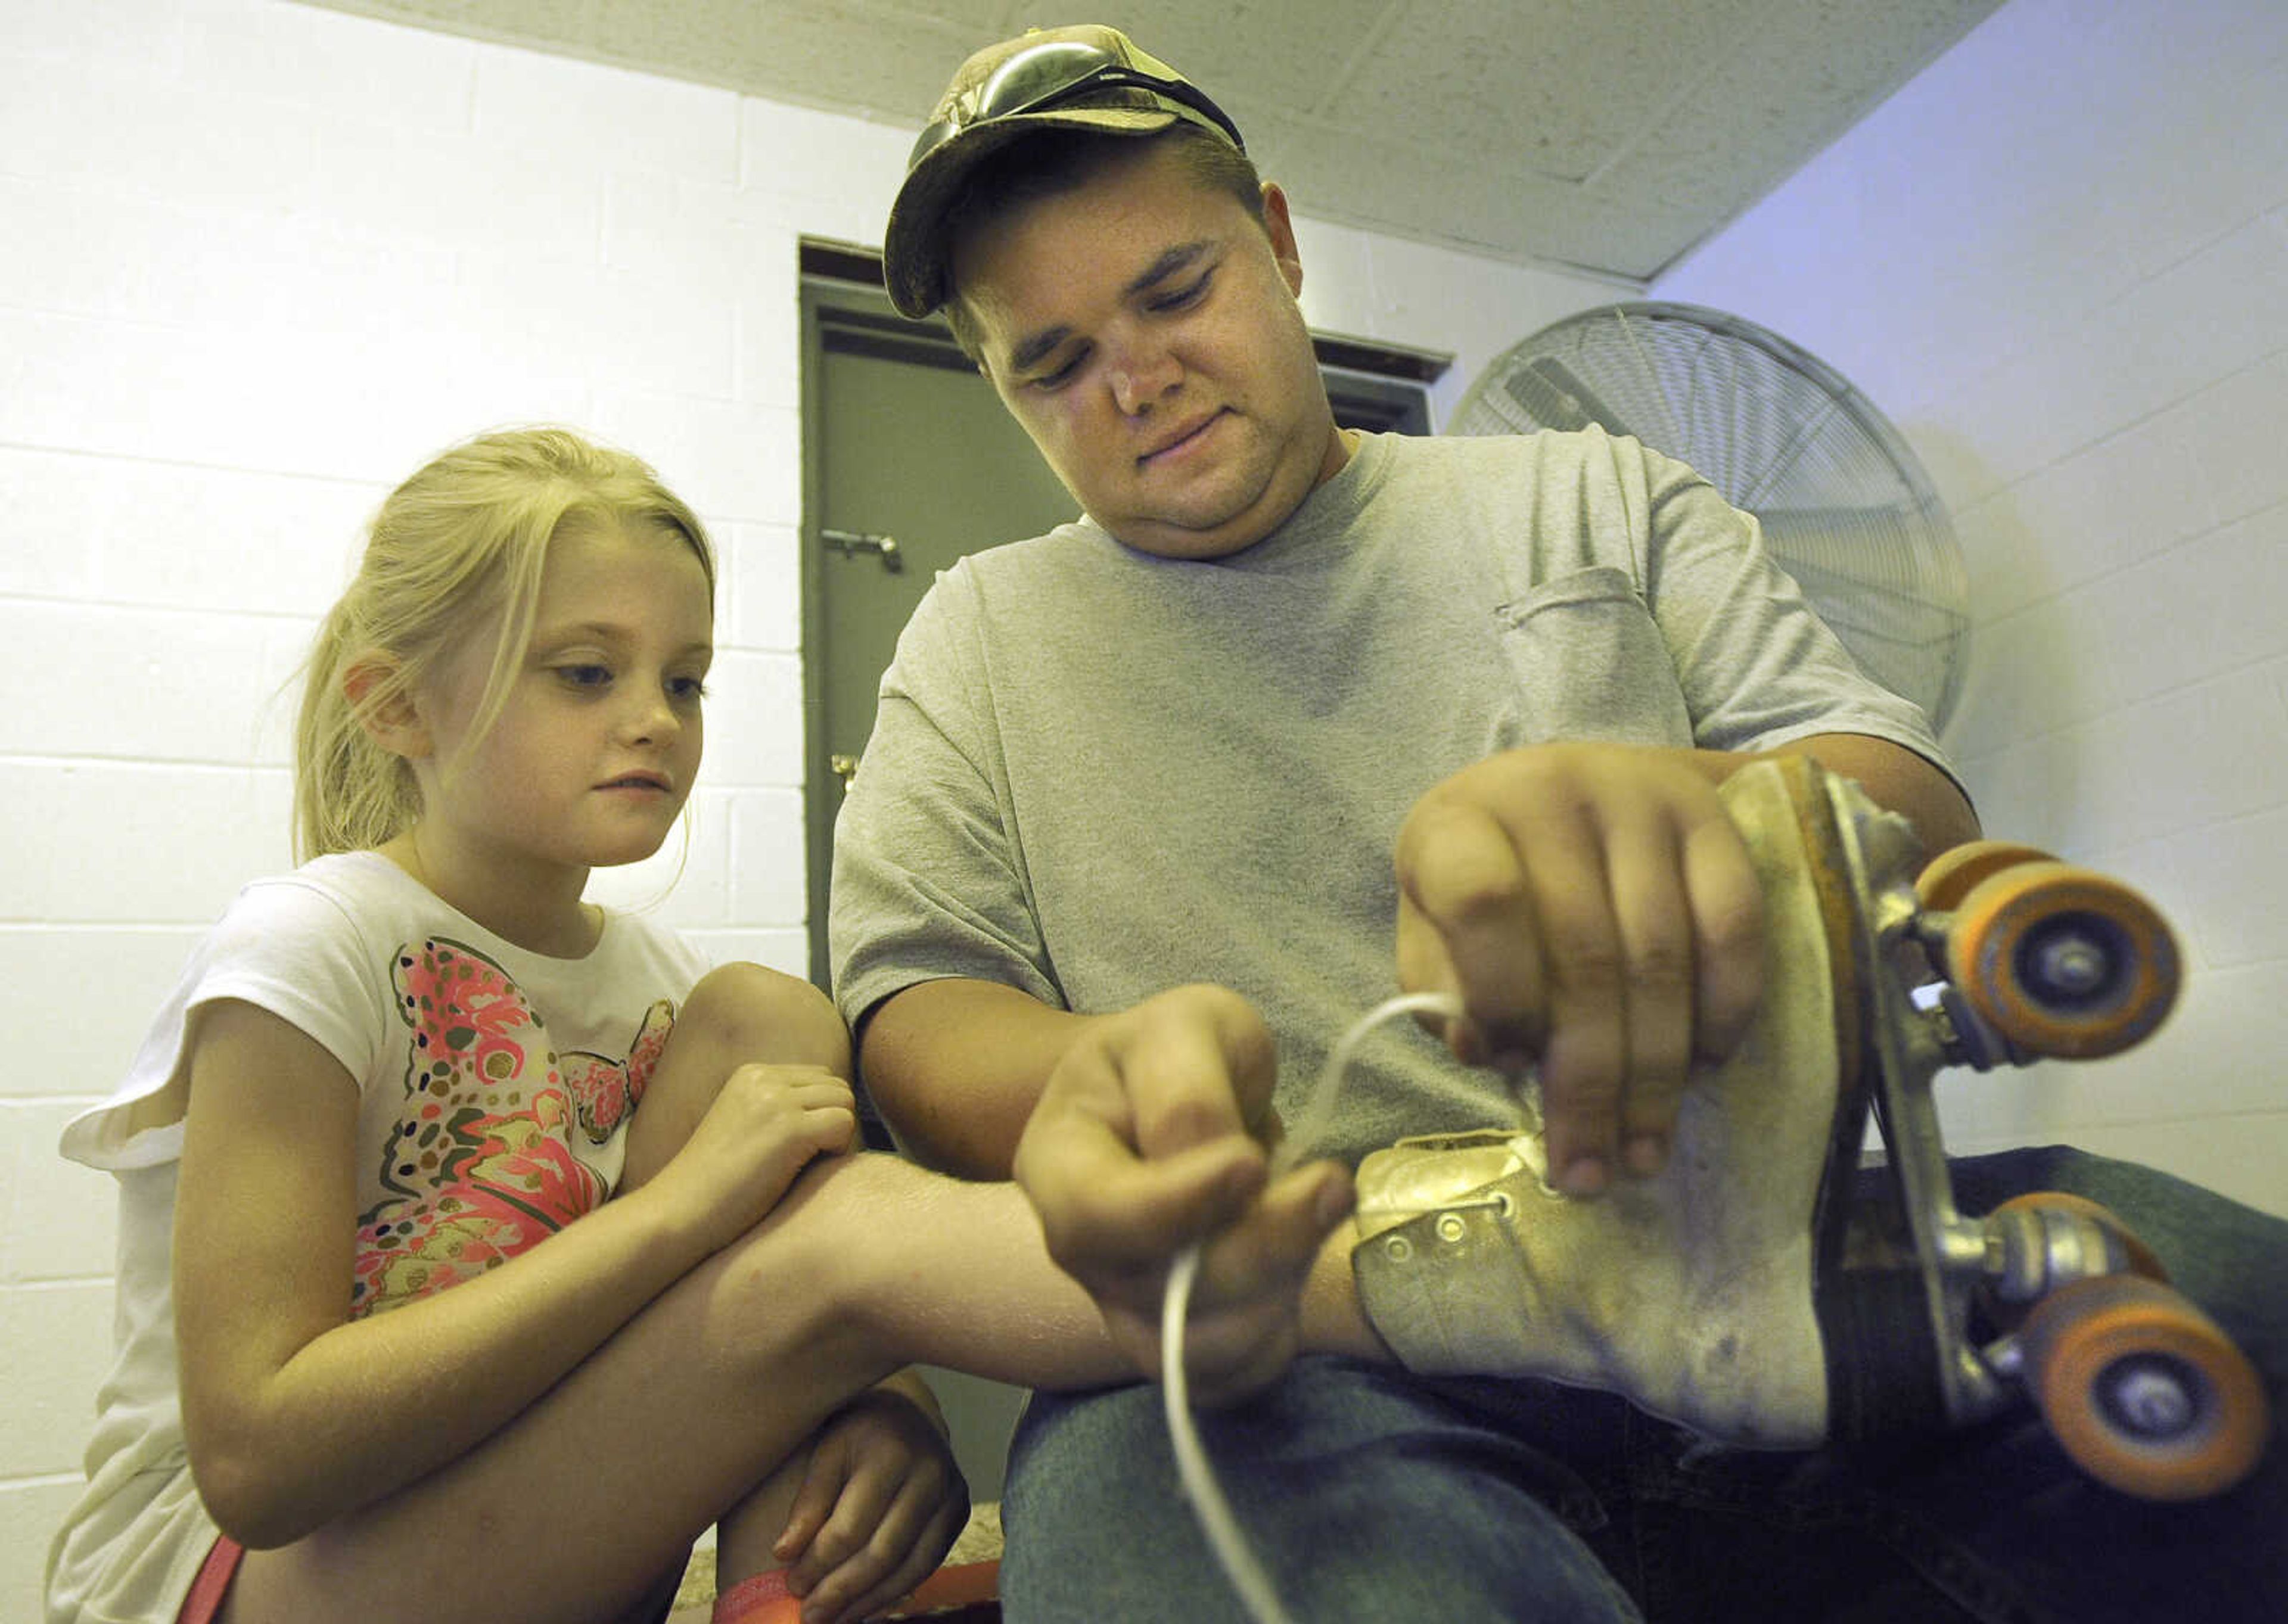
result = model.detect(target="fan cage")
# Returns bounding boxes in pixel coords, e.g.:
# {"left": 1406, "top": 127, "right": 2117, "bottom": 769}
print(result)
{"left": 1448, "top": 301, "right": 1966, "bottom": 730}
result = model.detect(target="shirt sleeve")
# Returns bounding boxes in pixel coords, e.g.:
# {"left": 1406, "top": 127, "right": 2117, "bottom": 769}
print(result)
{"left": 1632, "top": 442, "right": 1960, "bottom": 782}
{"left": 59, "top": 873, "right": 387, "bottom": 1171}
{"left": 828, "top": 570, "right": 1065, "bottom": 1031}
{"left": 195, "top": 875, "right": 393, "bottom": 1082}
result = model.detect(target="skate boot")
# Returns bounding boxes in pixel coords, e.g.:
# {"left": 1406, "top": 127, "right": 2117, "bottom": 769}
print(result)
{"left": 1350, "top": 755, "right": 2270, "bottom": 1499}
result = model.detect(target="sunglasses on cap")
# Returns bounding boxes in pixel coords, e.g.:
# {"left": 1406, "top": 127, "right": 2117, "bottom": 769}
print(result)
{"left": 907, "top": 36, "right": 1246, "bottom": 170}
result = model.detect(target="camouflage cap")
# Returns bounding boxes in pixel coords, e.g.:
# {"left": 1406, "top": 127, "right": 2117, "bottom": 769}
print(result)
{"left": 883, "top": 23, "right": 1244, "bottom": 318}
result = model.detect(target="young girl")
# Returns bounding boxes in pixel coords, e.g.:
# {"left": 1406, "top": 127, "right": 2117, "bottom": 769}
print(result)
{"left": 42, "top": 426, "right": 1387, "bottom": 1624}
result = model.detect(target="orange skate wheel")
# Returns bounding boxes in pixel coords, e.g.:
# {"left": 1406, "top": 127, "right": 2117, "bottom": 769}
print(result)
{"left": 1989, "top": 1191, "right": 2169, "bottom": 1282}
{"left": 1916, "top": 839, "right": 2056, "bottom": 914}
{"left": 1945, "top": 862, "right": 2178, "bottom": 1058}
{"left": 2017, "top": 1273, "right": 2269, "bottom": 1500}
{"left": 1982, "top": 1193, "right": 2173, "bottom": 1331}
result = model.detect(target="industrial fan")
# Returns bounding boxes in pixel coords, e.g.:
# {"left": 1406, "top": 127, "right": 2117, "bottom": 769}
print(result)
{"left": 1447, "top": 301, "right": 1968, "bottom": 730}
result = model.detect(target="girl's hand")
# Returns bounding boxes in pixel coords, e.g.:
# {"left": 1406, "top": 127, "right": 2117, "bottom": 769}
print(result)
{"left": 664, "top": 1062, "right": 859, "bottom": 1253}
{"left": 773, "top": 1384, "right": 971, "bottom": 1624}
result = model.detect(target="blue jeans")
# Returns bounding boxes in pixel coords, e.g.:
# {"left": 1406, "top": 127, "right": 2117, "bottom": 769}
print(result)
{"left": 1001, "top": 1147, "right": 2288, "bottom": 1623}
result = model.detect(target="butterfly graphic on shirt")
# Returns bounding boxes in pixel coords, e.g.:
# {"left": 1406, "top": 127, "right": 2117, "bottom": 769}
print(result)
{"left": 561, "top": 998, "right": 674, "bottom": 1144}
{"left": 350, "top": 936, "right": 676, "bottom": 1318}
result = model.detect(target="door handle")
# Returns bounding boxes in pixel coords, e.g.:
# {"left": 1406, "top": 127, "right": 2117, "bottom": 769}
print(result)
{"left": 821, "top": 528, "right": 904, "bottom": 574}
{"left": 829, "top": 753, "right": 861, "bottom": 793}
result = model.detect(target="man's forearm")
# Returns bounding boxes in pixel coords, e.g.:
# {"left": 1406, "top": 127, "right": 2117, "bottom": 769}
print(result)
{"left": 1764, "top": 732, "right": 1981, "bottom": 855}
{"left": 857, "top": 978, "right": 1107, "bottom": 1180}
{"left": 1664, "top": 733, "right": 1978, "bottom": 855}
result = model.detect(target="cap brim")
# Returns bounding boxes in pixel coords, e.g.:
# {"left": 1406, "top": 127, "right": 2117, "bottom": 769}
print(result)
{"left": 884, "top": 104, "right": 1182, "bottom": 319}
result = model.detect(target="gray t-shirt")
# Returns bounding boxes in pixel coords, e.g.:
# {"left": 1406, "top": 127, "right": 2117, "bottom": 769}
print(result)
{"left": 831, "top": 427, "right": 1953, "bottom": 1163}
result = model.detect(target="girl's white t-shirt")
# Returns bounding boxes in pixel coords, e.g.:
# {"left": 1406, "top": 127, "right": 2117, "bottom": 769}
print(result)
{"left": 45, "top": 853, "right": 711, "bottom": 1624}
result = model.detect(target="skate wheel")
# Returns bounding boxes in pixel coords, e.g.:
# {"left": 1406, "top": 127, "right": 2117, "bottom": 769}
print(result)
{"left": 2018, "top": 1273, "right": 2270, "bottom": 1501}
{"left": 1944, "top": 862, "right": 2178, "bottom": 1058}
{"left": 1982, "top": 1193, "right": 2171, "bottom": 1329}
{"left": 1916, "top": 839, "right": 2056, "bottom": 914}
{"left": 1991, "top": 1191, "right": 2169, "bottom": 1280}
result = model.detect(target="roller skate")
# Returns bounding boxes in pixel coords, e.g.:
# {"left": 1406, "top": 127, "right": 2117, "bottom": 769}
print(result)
{"left": 1350, "top": 755, "right": 2269, "bottom": 1501}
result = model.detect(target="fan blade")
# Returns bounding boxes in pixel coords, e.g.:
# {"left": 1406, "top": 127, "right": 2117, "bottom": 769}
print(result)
{"left": 1502, "top": 356, "right": 1636, "bottom": 438}
{"left": 1757, "top": 505, "right": 1966, "bottom": 602}
{"left": 1757, "top": 521, "right": 1968, "bottom": 725}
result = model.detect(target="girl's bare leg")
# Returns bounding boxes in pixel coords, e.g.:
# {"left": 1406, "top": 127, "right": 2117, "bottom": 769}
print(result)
{"left": 218, "top": 1147, "right": 1386, "bottom": 1623}
{"left": 213, "top": 1154, "right": 1031, "bottom": 1623}
{"left": 613, "top": 962, "right": 864, "bottom": 1610}
{"left": 619, "top": 964, "right": 1386, "bottom": 1387}
{"left": 213, "top": 965, "right": 868, "bottom": 1624}
{"left": 214, "top": 960, "right": 1388, "bottom": 1622}
{"left": 709, "top": 1434, "right": 822, "bottom": 1604}
{"left": 617, "top": 961, "right": 851, "bottom": 1196}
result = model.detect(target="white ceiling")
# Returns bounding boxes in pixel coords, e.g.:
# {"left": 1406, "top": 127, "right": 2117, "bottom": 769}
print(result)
{"left": 297, "top": 0, "right": 2003, "bottom": 282}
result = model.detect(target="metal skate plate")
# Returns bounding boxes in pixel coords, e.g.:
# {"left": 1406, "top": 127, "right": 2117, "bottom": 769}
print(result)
{"left": 1821, "top": 774, "right": 2012, "bottom": 1427}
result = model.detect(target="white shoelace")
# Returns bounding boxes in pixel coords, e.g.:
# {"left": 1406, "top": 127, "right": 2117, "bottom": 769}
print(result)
{"left": 1159, "top": 990, "right": 1466, "bottom": 1624}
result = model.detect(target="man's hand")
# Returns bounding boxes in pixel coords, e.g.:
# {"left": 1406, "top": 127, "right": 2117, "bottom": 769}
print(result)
{"left": 1394, "top": 742, "right": 1767, "bottom": 1197}
{"left": 1011, "top": 984, "right": 1352, "bottom": 1405}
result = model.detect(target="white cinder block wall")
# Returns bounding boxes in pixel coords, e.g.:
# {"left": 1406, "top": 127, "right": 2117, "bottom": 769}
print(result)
{"left": 0, "top": 3, "right": 865, "bottom": 1604}
{"left": 0, "top": 0, "right": 1627, "bottom": 1611}
{"left": 1655, "top": 0, "right": 2288, "bottom": 1222}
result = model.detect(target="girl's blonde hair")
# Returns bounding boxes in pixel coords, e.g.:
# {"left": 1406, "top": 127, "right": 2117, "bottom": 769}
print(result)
{"left": 294, "top": 427, "right": 716, "bottom": 861}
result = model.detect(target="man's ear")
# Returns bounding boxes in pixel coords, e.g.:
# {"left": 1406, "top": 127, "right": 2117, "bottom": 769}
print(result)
{"left": 344, "top": 655, "right": 429, "bottom": 761}
{"left": 1260, "top": 182, "right": 1304, "bottom": 298}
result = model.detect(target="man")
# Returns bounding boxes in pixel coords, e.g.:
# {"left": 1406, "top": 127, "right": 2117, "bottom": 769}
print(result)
{"left": 831, "top": 24, "right": 2286, "bottom": 1622}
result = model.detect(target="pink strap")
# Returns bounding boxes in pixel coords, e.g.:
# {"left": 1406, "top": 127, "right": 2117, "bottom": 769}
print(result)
{"left": 175, "top": 1536, "right": 246, "bottom": 1624}
{"left": 711, "top": 1566, "right": 800, "bottom": 1623}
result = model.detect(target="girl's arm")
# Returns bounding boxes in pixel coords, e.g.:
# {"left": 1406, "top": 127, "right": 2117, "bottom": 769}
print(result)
{"left": 174, "top": 997, "right": 850, "bottom": 1548}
